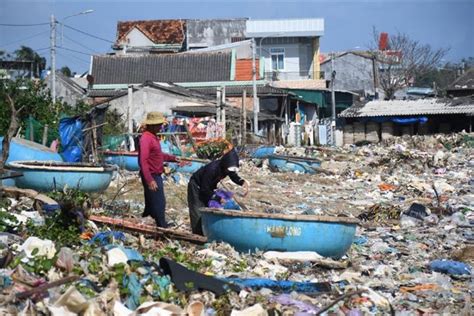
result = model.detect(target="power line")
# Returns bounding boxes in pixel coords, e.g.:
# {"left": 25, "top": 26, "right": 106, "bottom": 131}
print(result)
{"left": 57, "top": 51, "right": 90, "bottom": 65}
{"left": 32, "top": 47, "right": 50, "bottom": 52}
{"left": 0, "top": 30, "right": 50, "bottom": 48}
{"left": 63, "top": 34, "right": 100, "bottom": 54}
{"left": 62, "top": 24, "right": 114, "bottom": 44}
{"left": 0, "top": 22, "right": 49, "bottom": 27}
{"left": 57, "top": 46, "right": 91, "bottom": 56}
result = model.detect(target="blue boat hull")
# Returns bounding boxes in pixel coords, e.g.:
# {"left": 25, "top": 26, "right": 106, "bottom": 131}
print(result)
{"left": 201, "top": 209, "right": 358, "bottom": 258}
{"left": 102, "top": 152, "right": 139, "bottom": 171}
{"left": 268, "top": 155, "right": 321, "bottom": 174}
{"left": 167, "top": 159, "right": 207, "bottom": 174}
{"left": 7, "top": 161, "right": 117, "bottom": 193}
{"left": 1, "top": 137, "right": 63, "bottom": 186}
{"left": 0, "top": 137, "right": 63, "bottom": 162}
{"left": 252, "top": 146, "right": 276, "bottom": 159}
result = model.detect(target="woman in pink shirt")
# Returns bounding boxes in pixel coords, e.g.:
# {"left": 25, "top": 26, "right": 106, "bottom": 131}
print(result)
{"left": 138, "top": 112, "right": 179, "bottom": 228}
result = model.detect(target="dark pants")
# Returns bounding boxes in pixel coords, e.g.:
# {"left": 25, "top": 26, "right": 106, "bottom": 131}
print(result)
{"left": 188, "top": 177, "right": 206, "bottom": 235}
{"left": 141, "top": 173, "right": 167, "bottom": 228}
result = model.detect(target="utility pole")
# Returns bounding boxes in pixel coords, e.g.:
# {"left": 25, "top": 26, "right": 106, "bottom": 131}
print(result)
{"left": 330, "top": 53, "right": 336, "bottom": 145}
{"left": 251, "top": 38, "right": 258, "bottom": 134}
{"left": 127, "top": 86, "right": 135, "bottom": 151}
{"left": 50, "top": 14, "right": 56, "bottom": 103}
{"left": 242, "top": 89, "right": 247, "bottom": 145}
{"left": 372, "top": 54, "right": 379, "bottom": 100}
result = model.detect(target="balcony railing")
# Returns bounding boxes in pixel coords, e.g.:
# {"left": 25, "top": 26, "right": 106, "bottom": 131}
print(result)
{"left": 263, "top": 71, "right": 325, "bottom": 81}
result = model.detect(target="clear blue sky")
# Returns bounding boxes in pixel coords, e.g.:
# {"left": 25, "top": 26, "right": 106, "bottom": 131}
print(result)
{"left": 1, "top": 0, "right": 473, "bottom": 74}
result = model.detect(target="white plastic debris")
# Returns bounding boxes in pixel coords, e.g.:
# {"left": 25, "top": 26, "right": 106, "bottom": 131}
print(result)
{"left": 230, "top": 304, "right": 268, "bottom": 316}
{"left": 107, "top": 247, "right": 129, "bottom": 267}
{"left": 263, "top": 251, "right": 323, "bottom": 262}
{"left": 19, "top": 237, "right": 56, "bottom": 259}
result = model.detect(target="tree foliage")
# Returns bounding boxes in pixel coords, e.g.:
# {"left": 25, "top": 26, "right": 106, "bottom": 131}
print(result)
{"left": 371, "top": 29, "right": 449, "bottom": 99}
{"left": 60, "top": 66, "right": 72, "bottom": 77}
{"left": 0, "top": 79, "right": 91, "bottom": 137}
{"left": 14, "top": 46, "right": 46, "bottom": 77}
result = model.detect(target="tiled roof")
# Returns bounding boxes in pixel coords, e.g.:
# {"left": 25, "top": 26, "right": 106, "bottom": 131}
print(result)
{"left": 190, "top": 85, "right": 288, "bottom": 97}
{"left": 339, "top": 97, "right": 474, "bottom": 118}
{"left": 171, "top": 105, "right": 282, "bottom": 121}
{"left": 89, "top": 82, "right": 215, "bottom": 105}
{"left": 146, "top": 82, "right": 215, "bottom": 101}
{"left": 448, "top": 68, "right": 474, "bottom": 91}
{"left": 116, "top": 20, "right": 185, "bottom": 46}
{"left": 88, "top": 89, "right": 127, "bottom": 98}
{"left": 91, "top": 52, "right": 232, "bottom": 85}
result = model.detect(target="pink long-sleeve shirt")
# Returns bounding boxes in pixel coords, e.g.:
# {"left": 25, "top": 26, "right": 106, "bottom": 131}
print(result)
{"left": 139, "top": 131, "right": 177, "bottom": 184}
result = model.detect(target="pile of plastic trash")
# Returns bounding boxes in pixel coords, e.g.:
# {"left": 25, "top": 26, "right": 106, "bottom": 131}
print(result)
{"left": 0, "top": 133, "right": 472, "bottom": 314}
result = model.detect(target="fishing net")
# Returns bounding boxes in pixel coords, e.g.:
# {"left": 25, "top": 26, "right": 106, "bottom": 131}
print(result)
{"left": 24, "top": 116, "right": 59, "bottom": 147}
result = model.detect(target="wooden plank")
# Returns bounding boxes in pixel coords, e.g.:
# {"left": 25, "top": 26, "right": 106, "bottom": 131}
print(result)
{"left": 88, "top": 215, "right": 207, "bottom": 244}
{"left": 16, "top": 276, "right": 79, "bottom": 300}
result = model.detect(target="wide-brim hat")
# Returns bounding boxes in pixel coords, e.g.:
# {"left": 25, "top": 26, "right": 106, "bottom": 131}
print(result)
{"left": 143, "top": 112, "right": 167, "bottom": 125}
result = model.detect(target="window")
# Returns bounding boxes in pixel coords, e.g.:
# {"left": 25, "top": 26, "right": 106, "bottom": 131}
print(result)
{"left": 270, "top": 48, "right": 285, "bottom": 70}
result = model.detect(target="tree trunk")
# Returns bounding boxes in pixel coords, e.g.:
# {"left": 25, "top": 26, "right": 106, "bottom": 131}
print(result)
{"left": 0, "top": 94, "right": 20, "bottom": 171}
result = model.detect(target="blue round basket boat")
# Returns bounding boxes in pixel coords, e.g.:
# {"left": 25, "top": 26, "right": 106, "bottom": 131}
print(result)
{"left": 7, "top": 161, "right": 117, "bottom": 193}
{"left": 201, "top": 208, "right": 359, "bottom": 258}
{"left": 268, "top": 154, "right": 321, "bottom": 174}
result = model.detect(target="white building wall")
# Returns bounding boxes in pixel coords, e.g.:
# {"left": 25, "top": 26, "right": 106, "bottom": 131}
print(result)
{"left": 107, "top": 87, "right": 198, "bottom": 126}
{"left": 260, "top": 38, "right": 314, "bottom": 80}
{"left": 120, "top": 28, "right": 155, "bottom": 47}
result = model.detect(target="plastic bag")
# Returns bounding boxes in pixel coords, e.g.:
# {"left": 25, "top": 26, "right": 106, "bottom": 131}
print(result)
{"left": 56, "top": 247, "right": 74, "bottom": 273}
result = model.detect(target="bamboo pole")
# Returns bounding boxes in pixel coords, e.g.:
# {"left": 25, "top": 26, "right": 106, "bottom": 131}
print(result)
{"left": 42, "top": 124, "right": 48, "bottom": 145}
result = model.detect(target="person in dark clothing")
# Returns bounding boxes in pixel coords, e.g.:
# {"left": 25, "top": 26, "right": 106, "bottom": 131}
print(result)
{"left": 188, "top": 148, "right": 249, "bottom": 235}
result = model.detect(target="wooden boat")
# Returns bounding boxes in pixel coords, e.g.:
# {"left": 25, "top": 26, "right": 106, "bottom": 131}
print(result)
{"left": 167, "top": 157, "right": 208, "bottom": 174}
{"left": 7, "top": 161, "right": 117, "bottom": 193}
{"left": 102, "top": 151, "right": 139, "bottom": 171}
{"left": 268, "top": 154, "right": 321, "bottom": 174}
{"left": 200, "top": 208, "right": 359, "bottom": 258}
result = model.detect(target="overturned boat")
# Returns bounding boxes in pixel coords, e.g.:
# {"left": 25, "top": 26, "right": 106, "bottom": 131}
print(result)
{"left": 0, "top": 137, "right": 63, "bottom": 162}
{"left": 102, "top": 151, "right": 139, "bottom": 171}
{"left": 7, "top": 161, "right": 117, "bottom": 193}
{"left": 0, "top": 137, "right": 63, "bottom": 186}
{"left": 268, "top": 154, "right": 322, "bottom": 174}
{"left": 200, "top": 208, "right": 359, "bottom": 258}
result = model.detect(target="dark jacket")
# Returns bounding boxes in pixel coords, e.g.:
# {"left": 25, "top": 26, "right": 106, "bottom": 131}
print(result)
{"left": 191, "top": 148, "right": 245, "bottom": 204}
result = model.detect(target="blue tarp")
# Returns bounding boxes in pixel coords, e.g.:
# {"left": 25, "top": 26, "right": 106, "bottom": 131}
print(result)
{"left": 222, "top": 277, "right": 331, "bottom": 294}
{"left": 363, "top": 116, "right": 428, "bottom": 125}
{"left": 59, "top": 117, "right": 83, "bottom": 162}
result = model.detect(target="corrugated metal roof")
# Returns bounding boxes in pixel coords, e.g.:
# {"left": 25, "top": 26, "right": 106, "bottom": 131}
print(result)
{"left": 448, "top": 68, "right": 474, "bottom": 91}
{"left": 339, "top": 98, "right": 474, "bottom": 118}
{"left": 91, "top": 52, "right": 231, "bottom": 85}
{"left": 88, "top": 89, "right": 127, "bottom": 98}
{"left": 190, "top": 85, "right": 288, "bottom": 97}
{"left": 246, "top": 18, "right": 324, "bottom": 38}
{"left": 171, "top": 105, "right": 282, "bottom": 121}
